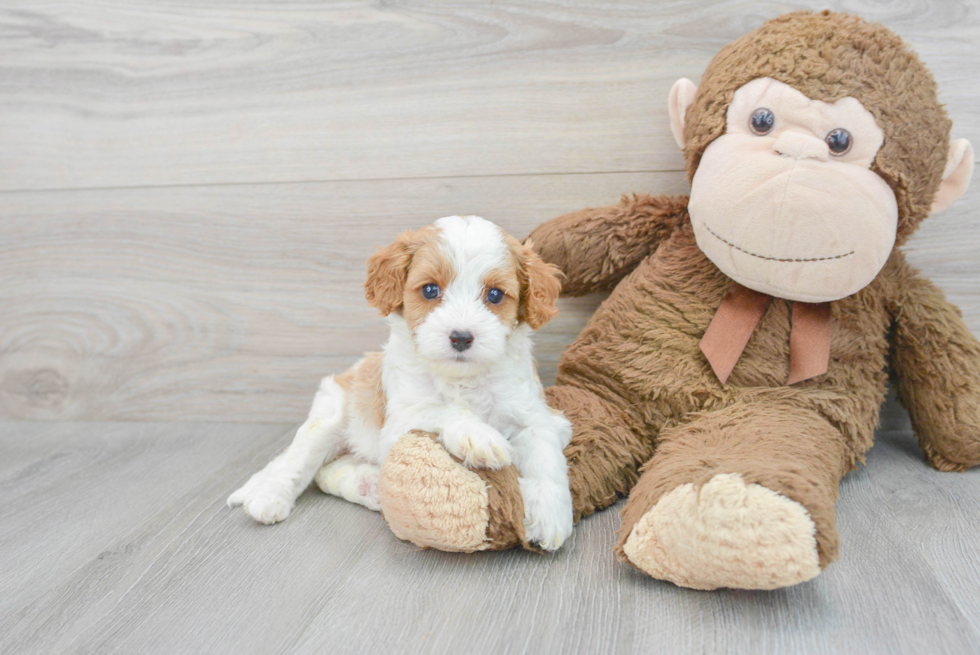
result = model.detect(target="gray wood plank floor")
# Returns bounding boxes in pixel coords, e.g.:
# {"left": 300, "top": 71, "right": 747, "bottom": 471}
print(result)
{"left": 2, "top": 399, "right": 980, "bottom": 655}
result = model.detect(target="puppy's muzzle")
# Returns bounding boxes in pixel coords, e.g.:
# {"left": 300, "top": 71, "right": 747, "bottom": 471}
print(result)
{"left": 449, "top": 330, "right": 474, "bottom": 352}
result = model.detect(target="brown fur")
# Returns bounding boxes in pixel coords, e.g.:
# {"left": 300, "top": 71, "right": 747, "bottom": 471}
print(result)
{"left": 469, "top": 451, "right": 536, "bottom": 552}
{"left": 886, "top": 257, "right": 980, "bottom": 471}
{"left": 335, "top": 352, "right": 387, "bottom": 430}
{"left": 537, "top": 206, "right": 979, "bottom": 574}
{"left": 527, "top": 194, "right": 690, "bottom": 297}
{"left": 365, "top": 229, "right": 419, "bottom": 316}
{"left": 385, "top": 13, "right": 980, "bottom": 579}
{"left": 482, "top": 263, "right": 522, "bottom": 328}
{"left": 365, "top": 225, "right": 445, "bottom": 319}
{"left": 538, "top": 214, "right": 895, "bottom": 566}
{"left": 401, "top": 236, "right": 454, "bottom": 330}
{"left": 507, "top": 235, "right": 562, "bottom": 330}
{"left": 355, "top": 353, "right": 386, "bottom": 430}
{"left": 536, "top": 14, "right": 978, "bottom": 573}
{"left": 376, "top": 14, "right": 979, "bottom": 585}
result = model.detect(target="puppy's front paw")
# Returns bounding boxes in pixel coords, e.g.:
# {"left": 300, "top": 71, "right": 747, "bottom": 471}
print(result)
{"left": 243, "top": 492, "right": 293, "bottom": 524}
{"left": 229, "top": 478, "right": 294, "bottom": 524}
{"left": 520, "top": 479, "right": 573, "bottom": 552}
{"left": 227, "top": 486, "right": 250, "bottom": 508}
{"left": 441, "top": 420, "right": 513, "bottom": 469}
{"left": 227, "top": 469, "right": 264, "bottom": 508}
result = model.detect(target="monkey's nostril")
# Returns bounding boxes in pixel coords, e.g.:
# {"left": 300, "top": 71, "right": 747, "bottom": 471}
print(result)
{"left": 449, "top": 330, "right": 474, "bottom": 352}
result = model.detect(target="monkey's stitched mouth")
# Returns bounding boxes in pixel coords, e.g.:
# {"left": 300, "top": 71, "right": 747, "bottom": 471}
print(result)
{"left": 703, "top": 224, "right": 854, "bottom": 263}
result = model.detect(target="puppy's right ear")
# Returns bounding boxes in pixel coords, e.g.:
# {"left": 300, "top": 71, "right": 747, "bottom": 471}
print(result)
{"left": 365, "top": 231, "right": 417, "bottom": 316}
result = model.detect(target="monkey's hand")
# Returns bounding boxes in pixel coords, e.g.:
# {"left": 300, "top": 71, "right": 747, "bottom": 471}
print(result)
{"left": 889, "top": 255, "right": 980, "bottom": 471}
{"left": 527, "top": 194, "right": 689, "bottom": 296}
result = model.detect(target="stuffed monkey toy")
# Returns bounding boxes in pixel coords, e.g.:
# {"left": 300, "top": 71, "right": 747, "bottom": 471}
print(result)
{"left": 376, "top": 10, "right": 979, "bottom": 590}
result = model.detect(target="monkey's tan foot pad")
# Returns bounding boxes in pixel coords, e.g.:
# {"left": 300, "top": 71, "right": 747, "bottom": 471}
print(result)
{"left": 622, "top": 473, "right": 821, "bottom": 590}
{"left": 378, "top": 431, "right": 491, "bottom": 552}
{"left": 379, "top": 430, "right": 530, "bottom": 553}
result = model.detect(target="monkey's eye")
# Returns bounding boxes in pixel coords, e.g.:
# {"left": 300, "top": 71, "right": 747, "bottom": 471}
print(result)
{"left": 486, "top": 288, "right": 504, "bottom": 305}
{"left": 826, "top": 128, "right": 852, "bottom": 156}
{"left": 749, "top": 108, "right": 775, "bottom": 135}
{"left": 421, "top": 284, "right": 440, "bottom": 300}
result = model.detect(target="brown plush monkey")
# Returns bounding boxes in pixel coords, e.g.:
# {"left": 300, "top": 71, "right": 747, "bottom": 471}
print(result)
{"left": 376, "top": 11, "right": 979, "bottom": 590}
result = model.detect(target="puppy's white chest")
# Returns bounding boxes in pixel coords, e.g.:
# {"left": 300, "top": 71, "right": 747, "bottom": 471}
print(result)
{"left": 437, "top": 383, "right": 499, "bottom": 422}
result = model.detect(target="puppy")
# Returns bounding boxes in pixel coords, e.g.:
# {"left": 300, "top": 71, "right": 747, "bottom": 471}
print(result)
{"left": 228, "top": 215, "right": 574, "bottom": 550}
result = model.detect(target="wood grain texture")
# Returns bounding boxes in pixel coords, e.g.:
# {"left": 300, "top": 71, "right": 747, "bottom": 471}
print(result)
{"left": 1, "top": 170, "right": 977, "bottom": 422}
{"left": 2, "top": 2, "right": 979, "bottom": 651}
{"left": 0, "top": 0, "right": 978, "bottom": 424}
{"left": 1, "top": 414, "right": 978, "bottom": 655}
{"left": 0, "top": 172, "right": 658, "bottom": 421}
{"left": 0, "top": 0, "right": 977, "bottom": 192}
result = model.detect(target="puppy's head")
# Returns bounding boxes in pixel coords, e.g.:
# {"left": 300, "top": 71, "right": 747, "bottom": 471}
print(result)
{"left": 365, "top": 215, "right": 561, "bottom": 376}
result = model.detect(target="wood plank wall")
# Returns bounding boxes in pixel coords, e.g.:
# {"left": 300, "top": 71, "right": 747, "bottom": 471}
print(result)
{"left": 1, "top": 1, "right": 978, "bottom": 422}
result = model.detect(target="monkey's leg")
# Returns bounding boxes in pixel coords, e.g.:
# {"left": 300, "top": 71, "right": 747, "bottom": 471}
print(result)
{"left": 377, "top": 385, "right": 653, "bottom": 552}
{"left": 550, "top": 385, "right": 656, "bottom": 521}
{"left": 617, "top": 401, "right": 851, "bottom": 590}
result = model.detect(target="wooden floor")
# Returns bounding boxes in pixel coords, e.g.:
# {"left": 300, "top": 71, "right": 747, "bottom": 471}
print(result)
{"left": 3, "top": 1, "right": 980, "bottom": 653}
{"left": 2, "top": 401, "right": 980, "bottom": 655}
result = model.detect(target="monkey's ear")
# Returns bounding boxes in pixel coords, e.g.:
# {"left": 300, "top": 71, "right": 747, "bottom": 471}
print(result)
{"left": 668, "top": 78, "right": 698, "bottom": 151}
{"left": 931, "top": 139, "right": 974, "bottom": 215}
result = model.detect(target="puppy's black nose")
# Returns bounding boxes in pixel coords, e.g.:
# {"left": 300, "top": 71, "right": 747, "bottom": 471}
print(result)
{"left": 449, "top": 330, "right": 474, "bottom": 352}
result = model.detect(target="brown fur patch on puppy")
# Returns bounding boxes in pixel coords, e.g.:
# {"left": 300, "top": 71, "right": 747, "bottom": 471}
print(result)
{"left": 354, "top": 353, "right": 387, "bottom": 431}
{"left": 335, "top": 353, "right": 387, "bottom": 430}
{"left": 505, "top": 236, "right": 562, "bottom": 329}
{"left": 482, "top": 265, "right": 522, "bottom": 328}
{"left": 401, "top": 235, "right": 454, "bottom": 331}
{"left": 365, "top": 226, "right": 443, "bottom": 318}
{"left": 365, "top": 231, "right": 416, "bottom": 316}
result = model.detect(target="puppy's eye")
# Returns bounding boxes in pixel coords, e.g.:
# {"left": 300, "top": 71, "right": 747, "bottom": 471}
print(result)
{"left": 486, "top": 288, "right": 504, "bottom": 305}
{"left": 749, "top": 108, "right": 775, "bottom": 135}
{"left": 421, "top": 284, "right": 440, "bottom": 300}
{"left": 826, "top": 128, "right": 852, "bottom": 155}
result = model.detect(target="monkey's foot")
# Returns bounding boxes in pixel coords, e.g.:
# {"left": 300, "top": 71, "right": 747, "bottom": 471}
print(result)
{"left": 622, "top": 473, "right": 821, "bottom": 590}
{"left": 378, "top": 431, "right": 528, "bottom": 552}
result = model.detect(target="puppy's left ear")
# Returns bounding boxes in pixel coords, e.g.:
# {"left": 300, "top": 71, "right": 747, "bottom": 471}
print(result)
{"left": 519, "top": 239, "right": 562, "bottom": 329}
{"left": 365, "top": 230, "right": 418, "bottom": 316}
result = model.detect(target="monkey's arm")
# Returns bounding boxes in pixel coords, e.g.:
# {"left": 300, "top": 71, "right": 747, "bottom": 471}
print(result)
{"left": 527, "top": 194, "right": 689, "bottom": 296}
{"left": 887, "top": 255, "right": 980, "bottom": 471}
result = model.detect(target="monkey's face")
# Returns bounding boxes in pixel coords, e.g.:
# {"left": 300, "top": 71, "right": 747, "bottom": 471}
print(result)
{"left": 688, "top": 78, "right": 898, "bottom": 303}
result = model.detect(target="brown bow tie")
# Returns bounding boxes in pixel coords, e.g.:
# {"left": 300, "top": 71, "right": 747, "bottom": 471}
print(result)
{"left": 699, "top": 282, "right": 831, "bottom": 385}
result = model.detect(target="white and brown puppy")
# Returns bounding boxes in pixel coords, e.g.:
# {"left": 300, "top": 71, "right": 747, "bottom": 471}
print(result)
{"left": 228, "top": 215, "right": 574, "bottom": 550}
